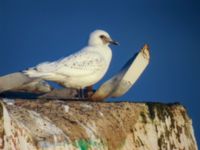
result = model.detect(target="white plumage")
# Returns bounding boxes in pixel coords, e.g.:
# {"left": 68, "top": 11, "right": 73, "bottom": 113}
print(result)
{"left": 24, "top": 30, "right": 118, "bottom": 89}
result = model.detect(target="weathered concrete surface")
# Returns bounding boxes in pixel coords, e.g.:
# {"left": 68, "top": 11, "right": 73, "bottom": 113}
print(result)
{"left": 0, "top": 99, "right": 198, "bottom": 150}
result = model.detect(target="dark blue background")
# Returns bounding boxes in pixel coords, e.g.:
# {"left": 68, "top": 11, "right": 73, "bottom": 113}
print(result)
{"left": 1, "top": 0, "right": 200, "bottom": 146}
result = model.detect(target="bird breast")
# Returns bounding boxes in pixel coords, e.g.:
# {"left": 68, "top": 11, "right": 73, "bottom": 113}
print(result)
{"left": 63, "top": 46, "right": 112, "bottom": 88}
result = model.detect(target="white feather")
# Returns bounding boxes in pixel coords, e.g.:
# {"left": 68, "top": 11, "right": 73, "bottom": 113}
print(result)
{"left": 24, "top": 30, "right": 114, "bottom": 88}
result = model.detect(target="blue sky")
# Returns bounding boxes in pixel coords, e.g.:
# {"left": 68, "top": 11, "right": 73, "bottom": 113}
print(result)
{"left": 1, "top": 0, "right": 200, "bottom": 145}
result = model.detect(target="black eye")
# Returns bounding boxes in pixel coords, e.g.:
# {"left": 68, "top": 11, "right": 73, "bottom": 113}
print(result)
{"left": 99, "top": 35, "right": 105, "bottom": 39}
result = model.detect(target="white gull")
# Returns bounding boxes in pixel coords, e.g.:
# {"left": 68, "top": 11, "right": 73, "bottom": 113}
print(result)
{"left": 24, "top": 30, "right": 118, "bottom": 90}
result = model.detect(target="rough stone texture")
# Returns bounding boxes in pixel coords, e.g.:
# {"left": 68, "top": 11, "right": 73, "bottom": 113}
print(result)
{"left": 0, "top": 99, "right": 198, "bottom": 150}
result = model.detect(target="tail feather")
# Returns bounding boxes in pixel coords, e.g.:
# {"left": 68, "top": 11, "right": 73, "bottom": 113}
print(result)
{"left": 23, "top": 69, "right": 51, "bottom": 78}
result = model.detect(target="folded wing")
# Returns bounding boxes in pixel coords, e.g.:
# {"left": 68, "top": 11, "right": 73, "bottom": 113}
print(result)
{"left": 25, "top": 50, "right": 105, "bottom": 78}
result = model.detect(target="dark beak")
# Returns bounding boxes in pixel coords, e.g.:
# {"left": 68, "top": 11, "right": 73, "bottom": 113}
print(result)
{"left": 110, "top": 40, "right": 119, "bottom": 45}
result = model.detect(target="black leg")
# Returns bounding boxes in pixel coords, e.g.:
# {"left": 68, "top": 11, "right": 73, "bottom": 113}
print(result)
{"left": 78, "top": 88, "right": 84, "bottom": 99}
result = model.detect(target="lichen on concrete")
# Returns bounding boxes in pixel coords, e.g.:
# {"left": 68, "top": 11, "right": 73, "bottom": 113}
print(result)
{"left": 0, "top": 99, "right": 198, "bottom": 150}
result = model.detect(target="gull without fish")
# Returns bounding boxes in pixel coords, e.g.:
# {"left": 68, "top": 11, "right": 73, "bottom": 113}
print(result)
{"left": 24, "top": 30, "right": 118, "bottom": 90}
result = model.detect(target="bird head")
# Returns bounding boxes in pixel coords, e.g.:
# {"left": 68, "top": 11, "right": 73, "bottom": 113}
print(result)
{"left": 88, "top": 30, "right": 119, "bottom": 46}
